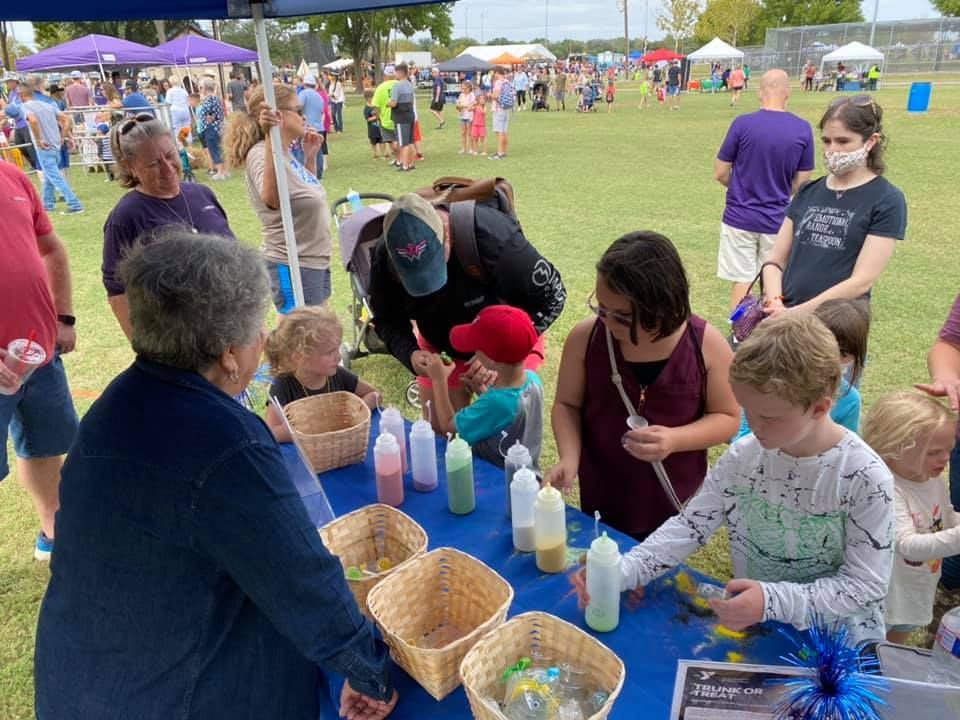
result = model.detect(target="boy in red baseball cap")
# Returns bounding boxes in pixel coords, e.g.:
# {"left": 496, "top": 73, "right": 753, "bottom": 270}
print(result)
{"left": 427, "top": 305, "right": 543, "bottom": 470}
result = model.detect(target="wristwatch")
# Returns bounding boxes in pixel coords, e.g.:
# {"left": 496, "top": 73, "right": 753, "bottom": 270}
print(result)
{"left": 57, "top": 314, "right": 76, "bottom": 326}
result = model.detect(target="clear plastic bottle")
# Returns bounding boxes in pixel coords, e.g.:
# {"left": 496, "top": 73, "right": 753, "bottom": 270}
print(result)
{"left": 445, "top": 435, "right": 475, "bottom": 515}
{"left": 534, "top": 482, "right": 567, "bottom": 573}
{"left": 380, "top": 407, "right": 408, "bottom": 475}
{"left": 585, "top": 531, "right": 622, "bottom": 632}
{"left": 511, "top": 465, "right": 539, "bottom": 552}
{"left": 374, "top": 432, "right": 404, "bottom": 507}
{"left": 409, "top": 418, "right": 438, "bottom": 492}
{"left": 928, "top": 606, "right": 960, "bottom": 686}
{"left": 347, "top": 188, "right": 363, "bottom": 214}
{"left": 504, "top": 441, "right": 532, "bottom": 519}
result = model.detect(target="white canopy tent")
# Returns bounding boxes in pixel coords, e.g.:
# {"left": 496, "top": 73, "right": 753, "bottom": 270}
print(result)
{"left": 322, "top": 57, "right": 355, "bottom": 71}
{"left": 687, "top": 37, "right": 744, "bottom": 63}
{"left": 459, "top": 44, "right": 557, "bottom": 63}
{"left": 821, "top": 41, "right": 885, "bottom": 86}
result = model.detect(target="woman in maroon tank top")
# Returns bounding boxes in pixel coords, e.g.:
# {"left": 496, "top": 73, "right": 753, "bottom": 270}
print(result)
{"left": 545, "top": 232, "right": 740, "bottom": 539}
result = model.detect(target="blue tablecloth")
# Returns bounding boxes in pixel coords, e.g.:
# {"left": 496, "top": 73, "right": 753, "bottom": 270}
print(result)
{"left": 281, "top": 416, "right": 794, "bottom": 719}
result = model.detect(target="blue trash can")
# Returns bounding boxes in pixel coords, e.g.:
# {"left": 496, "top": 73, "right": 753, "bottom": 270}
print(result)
{"left": 907, "top": 82, "right": 932, "bottom": 113}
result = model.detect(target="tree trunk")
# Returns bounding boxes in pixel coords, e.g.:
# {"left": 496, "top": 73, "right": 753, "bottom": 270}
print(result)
{"left": 154, "top": 20, "right": 168, "bottom": 45}
{"left": 0, "top": 22, "right": 9, "bottom": 72}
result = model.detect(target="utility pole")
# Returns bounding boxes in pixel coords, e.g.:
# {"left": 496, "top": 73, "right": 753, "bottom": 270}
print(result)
{"left": 481, "top": 12, "right": 484, "bottom": 44}
{"left": 868, "top": 0, "right": 880, "bottom": 48}
{"left": 643, "top": 0, "right": 649, "bottom": 54}
{"left": 623, "top": 0, "right": 629, "bottom": 73}
{"left": 545, "top": 0, "right": 549, "bottom": 42}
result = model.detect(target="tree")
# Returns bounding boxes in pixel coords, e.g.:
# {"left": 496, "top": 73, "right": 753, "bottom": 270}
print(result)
{"left": 0, "top": 21, "right": 11, "bottom": 70}
{"left": 932, "top": 0, "right": 960, "bottom": 15}
{"left": 217, "top": 19, "right": 306, "bottom": 66}
{"left": 758, "top": 0, "right": 863, "bottom": 31}
{"left": 32, "top": 21, "right": 192, "bottom": 49}
{"left": 486, "top": 37, "right": 512, "bottom": 46}
{"left": 696, "top": 0, "right": 762, "bottom": 46}
{"left": 315, "top": 5, "right": 452, "bottom": 91}
{"left": 657, "top": 0, "right": 703, "bottom": 51}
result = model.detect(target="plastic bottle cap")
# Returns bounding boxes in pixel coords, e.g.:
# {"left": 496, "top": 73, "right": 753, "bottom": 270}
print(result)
{"left": 589, "top": 531, "right": 620, "bottom": 563}
{"left": 376, "top": 431, "right": 399, "bottom": 452}
{"left": 511, "top": 466, "right": 539, "bottom": 491}
{"left": 537, "top": 482, "right": 564, "bottom": 510}
{"left": 506, "top": 441, "right": 531, "bottom": 461}
{"left": 447, "top": 434, "right": 470, "bottom": 455}
{"left": 382, "top": 407, "right": 401, "bottom": 423}
{"left": 410, "top": 418, "right": 433, "bottom": 438}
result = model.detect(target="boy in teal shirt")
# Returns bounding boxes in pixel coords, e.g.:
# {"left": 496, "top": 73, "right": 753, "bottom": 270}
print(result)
{"left": 427, "top": 305, "right": 543, "bottom": 471}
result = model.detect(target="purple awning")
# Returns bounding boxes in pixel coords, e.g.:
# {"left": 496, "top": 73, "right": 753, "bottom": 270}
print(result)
{"left": 156, "top": 36, "right": 258, "bottom": 65}
{"left": 15, "top": 34, "right": 171, "bottom": 71}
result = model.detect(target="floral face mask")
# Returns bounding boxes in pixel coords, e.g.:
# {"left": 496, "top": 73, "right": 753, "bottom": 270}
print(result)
{"left": 823, "top": 145, "right": 869, "bottom": 176}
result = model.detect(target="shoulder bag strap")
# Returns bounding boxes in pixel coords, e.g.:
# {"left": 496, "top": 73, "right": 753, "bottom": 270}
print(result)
{"left": 449, "top": 200, "right": 486, "bottom": 283}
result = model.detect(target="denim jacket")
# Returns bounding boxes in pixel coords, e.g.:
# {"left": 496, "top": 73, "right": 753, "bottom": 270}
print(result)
{"left": 35, "top": 358, "right": 392, "bottom": 719}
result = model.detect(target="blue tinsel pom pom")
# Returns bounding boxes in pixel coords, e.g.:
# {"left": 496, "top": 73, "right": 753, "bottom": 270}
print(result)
{"left": 772, "top": 618, "right": 888, "bottom": 720}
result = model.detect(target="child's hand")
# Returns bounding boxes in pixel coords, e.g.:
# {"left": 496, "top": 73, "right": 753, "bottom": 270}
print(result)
{"left": 426, "top": 353, "right": 455, "bottom": 382}
{"left": 709, "top": 579, "right": 764, "bottom": 631}
{"left": 622, "top": 425, "right": 677, "bottom": 463}
{"left": 544, "top": 459, "right": 577, "bottom": 491}
{"left": 361, "top": 391, "right": 380, "bottom": 411}
{"left": 571, "top": 565, "right": 644, "bottom": 610}
{"left": 461, "top": 357, "right": 497, "bottom": 395}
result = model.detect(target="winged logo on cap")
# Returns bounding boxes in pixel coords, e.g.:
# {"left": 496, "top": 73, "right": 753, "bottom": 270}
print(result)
{"left": 395, "top": 240, "right": 428, "bottom": 261}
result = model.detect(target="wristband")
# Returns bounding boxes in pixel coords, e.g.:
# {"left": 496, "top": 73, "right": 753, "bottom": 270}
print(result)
{"left": 57, "top": 314, "right": 76, "bottom": 326}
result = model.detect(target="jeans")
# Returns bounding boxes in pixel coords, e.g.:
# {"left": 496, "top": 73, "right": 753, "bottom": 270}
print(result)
{"left": 202, "top": 126, "right": 223, "bottom": 166}
{"left": 940, "top": 439, "right": 960, "bottom": 590}
{"left": 331, "top": 101, "right": 344, "bottom": 132}
{"left": 36, "top": 147, "right": 81, "bottom": 211}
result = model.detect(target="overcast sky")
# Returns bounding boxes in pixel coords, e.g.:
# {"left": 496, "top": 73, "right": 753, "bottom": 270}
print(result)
{"left": 6, "top": 0, "right": 940, "bottom": 52}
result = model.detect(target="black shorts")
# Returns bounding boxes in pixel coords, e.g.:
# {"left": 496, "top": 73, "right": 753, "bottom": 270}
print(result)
{"left": 430, "top": 100, "right": 444, "bottom": 112}
{"left": 395, "top": 122, "right": 414, "bottom": 147}
{"left": 368, "top": 132, "right": 382, "bottom": 146}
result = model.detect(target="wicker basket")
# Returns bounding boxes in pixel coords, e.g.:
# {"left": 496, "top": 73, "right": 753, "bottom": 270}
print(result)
{"left": 283, "top": 391, "right": 371, "bottom": 473}
{"left": 319, "top": 504, "right": 427, "bottom": 619}
{"left": 366, "top": 547, "right": 514, "bottom": 701}
{"left": 459, "top": 612, "right": 626, "bottom": 720}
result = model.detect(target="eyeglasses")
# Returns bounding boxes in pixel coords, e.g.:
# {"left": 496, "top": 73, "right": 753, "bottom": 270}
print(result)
{"left": 119, "top": 113, "right": 156, "bottom": 136}
{"left": 281, "top": 106, "right": 304, "bottom": 117}
{"left": 586, "top": 291, "right": 633, "bottom": 327}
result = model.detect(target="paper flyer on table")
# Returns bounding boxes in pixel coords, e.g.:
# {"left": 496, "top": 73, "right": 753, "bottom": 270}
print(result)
{"left": 670, "top": 660, "right": 811, "bottom": 720}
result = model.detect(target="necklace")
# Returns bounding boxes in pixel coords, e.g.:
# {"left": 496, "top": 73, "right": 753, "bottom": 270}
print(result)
{"left": 161, "top": 191, "right": 198, "bottom": 233}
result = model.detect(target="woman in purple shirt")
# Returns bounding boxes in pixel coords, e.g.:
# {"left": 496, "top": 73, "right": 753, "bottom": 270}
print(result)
{"left": 102, "top": 114, "right": 234, "bottom": 340}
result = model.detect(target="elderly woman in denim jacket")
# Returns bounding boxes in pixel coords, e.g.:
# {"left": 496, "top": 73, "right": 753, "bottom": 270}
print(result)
{"left": 34, "top": 232, "right": 398, "bottom": 720}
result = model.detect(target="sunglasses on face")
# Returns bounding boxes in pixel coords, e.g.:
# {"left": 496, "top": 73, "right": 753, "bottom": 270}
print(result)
{"left": 281, "top": 106, "right": 304, "bottom": 117}
{"left": 587, "top": 291, "right": 633, "bottom": 327}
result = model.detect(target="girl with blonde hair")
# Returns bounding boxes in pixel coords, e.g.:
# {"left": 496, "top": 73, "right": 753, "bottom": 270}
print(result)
{"left": 224, "top": 84, "right": 333, "bottom": 311}
{"left": 863, "top": 390, "right": 959, "bottom": 644}
{"left": 263, "top": 306, "right": 379, "bottom": 443}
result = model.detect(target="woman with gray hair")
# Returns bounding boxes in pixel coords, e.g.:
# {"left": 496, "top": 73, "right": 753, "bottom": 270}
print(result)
{"left": 102, "top": 114, "right": 234, "bottom": 340}
{"left": 34, "top": 232, "right": 399, "bottom": 720}
{"left": 197, "top": 76, "right": 228, "bottom": 180}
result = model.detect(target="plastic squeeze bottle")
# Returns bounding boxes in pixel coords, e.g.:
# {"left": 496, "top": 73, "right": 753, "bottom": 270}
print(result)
{"left": 374, "top": 431, "right": 404, "bottom": 507}
{"left": 534, "top": 482, "right": 567, "bottom": 573}
{"left": 409, "top": 417, "right": 438, "bottom": 492}
{"left": 347, "top": 188, "right": 363, "bottom": 214}
{"left": 445, "top": 435, "right": 475, "bottom": 515}
{"left": 585, "top": 531, "right": 622, "bottom": 632}
{"left": 380, "top": 407, "right": 408, "bottom": 475}
{"left": 510, "top": 465, "right": 539, "bottom": 552}
{"left": 503, "top": 440, "right": 532, "bottom": 519}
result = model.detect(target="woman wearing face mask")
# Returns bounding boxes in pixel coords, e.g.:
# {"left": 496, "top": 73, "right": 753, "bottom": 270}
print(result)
{"left": 761, "top": 96, "right": 906, "bottom": 318}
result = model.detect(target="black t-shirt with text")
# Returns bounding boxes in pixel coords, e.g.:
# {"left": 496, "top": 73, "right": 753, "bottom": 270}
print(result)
{"left": 783, "top": 175, "right": 906, "bottom": 306}
{"left": 267, "top": 368, "right": 360, "bottom": 408}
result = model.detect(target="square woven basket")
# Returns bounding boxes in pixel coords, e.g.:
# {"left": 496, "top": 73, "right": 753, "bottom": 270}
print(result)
{"left": 366, "top": 547, "right": 514, "bottom": 700}
{"left": 283, "top": 391, "right": 371, "bottom": 473}
{"left": 318, "top": 503, "right": 428, "bottom": 620}
{"left": 459, "top": 612, "right": 626, "bottom": 720}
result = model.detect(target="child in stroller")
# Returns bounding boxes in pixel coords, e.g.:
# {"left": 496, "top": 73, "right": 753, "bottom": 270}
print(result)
{"left": 530, "top": 81, "right": 549, "bottom": 111}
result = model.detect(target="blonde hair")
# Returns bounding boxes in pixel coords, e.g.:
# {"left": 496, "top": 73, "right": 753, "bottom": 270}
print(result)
{"left": 730, "top": 313, "right": 841, "bottom": 409}
{"left": 110, "top": 116, "right": 172, "bottom": 189}
{"left": 224, "top": 84, "right": 297, "bottom": 170}
{"left": 862, "top": 391, "right": 957, "bottom": 464}
{"left": 264, "top": 306, "right": 343, "bottom": 376}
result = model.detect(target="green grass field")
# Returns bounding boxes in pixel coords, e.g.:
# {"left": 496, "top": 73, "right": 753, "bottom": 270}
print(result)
{"left": 2, "top": 82, "right": 959, "bottom": 717}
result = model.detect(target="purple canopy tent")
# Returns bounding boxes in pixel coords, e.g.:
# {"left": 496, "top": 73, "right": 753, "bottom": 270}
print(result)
{"left": 15, "top": 34, "right": 170, "bottom": 72}
{"left": 156, "top": 36, "right": 258, "bottom": 65}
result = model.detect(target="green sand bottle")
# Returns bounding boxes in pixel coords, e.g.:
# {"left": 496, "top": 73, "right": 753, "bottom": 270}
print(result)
{"left": 445, "top": 435, "right": 475, "bottom": 515}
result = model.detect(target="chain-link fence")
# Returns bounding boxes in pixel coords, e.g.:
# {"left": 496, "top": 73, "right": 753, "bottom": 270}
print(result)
{"left": 738, "top": 17, "right": 960, "bottom": 78}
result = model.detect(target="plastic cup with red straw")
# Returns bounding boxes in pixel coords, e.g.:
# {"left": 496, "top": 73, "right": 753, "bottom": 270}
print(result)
{"left": 1, "top": 329, "right": 46, "bottom": 396}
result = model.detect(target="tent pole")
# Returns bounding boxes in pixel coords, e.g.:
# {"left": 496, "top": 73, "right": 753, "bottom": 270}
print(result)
{"left": 252, "top": 2, "right": 305, "bottom": 309}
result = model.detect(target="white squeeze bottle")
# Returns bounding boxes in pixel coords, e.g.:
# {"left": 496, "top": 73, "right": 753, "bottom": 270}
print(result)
{"left": 929, "top": 606, "right": 960, "bottom": 686}
{"left": 380, "top": 407, "right": 408, "bottom": 475}
{"left": 585, "top": 531, "right": 622, "bottom": 633}
{"left": 510, "top": 465, "right": 539, "bottom": 552}
{"left": 534, "top": 482, "right": 567, "bottom": 574}
{"left": 504, "top": 440, "right": 532, "bottom": 519}
{"left": 409, "top": 417, "right": 438, "bottom": 493}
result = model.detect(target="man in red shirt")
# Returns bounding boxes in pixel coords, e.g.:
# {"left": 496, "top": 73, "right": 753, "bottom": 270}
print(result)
{"left": 0, "top": 161, "right": 78, "bottom": 561}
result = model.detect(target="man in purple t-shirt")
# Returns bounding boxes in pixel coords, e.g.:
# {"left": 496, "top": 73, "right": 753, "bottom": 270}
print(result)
{"left": 713, "top": 69, "right": 814, "bottom": 312}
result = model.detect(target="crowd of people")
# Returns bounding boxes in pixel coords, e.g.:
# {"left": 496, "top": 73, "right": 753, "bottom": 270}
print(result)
{"left": 2, "top": 52, "right": 959, "bottom": 720}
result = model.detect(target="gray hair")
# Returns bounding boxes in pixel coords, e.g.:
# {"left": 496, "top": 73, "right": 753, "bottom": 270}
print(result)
{"left": 118, "top": 231, "right": 269, "bottom": 373}
{"left": 110, "top": 116, "right": 173, "bottom": 188}
{"left": 201, "top": 77, "right": 217, "bottom": 93}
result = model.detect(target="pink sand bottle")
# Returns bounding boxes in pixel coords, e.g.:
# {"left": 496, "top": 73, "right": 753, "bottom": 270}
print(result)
{"left": 374, "top": 431, "right": 404, "bottom": 506}
{"left": 381, "top": 407, "right": 408, "bottom": 475}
